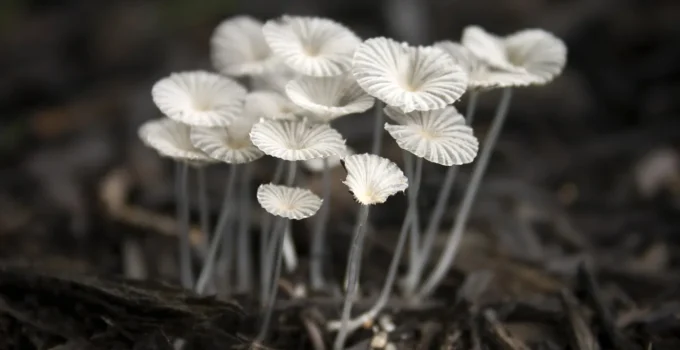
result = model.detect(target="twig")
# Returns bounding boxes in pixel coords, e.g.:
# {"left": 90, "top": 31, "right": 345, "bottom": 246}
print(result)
{"left": 441, "top": 326, "right": 464, "bottom": 350}
{"left": 301, "top": 309, "right": 327, "bottom": 350}
{"left": 560, "top": 289, "right": 600, "bottom": 350}
{"left": 416, "top": 322, "right": 442, "bottom": 350}
{"left": 481, "top": 309, "right": 530, "bottom": 350}
{"left": 577, "top": 262, "right": 632, "bottom": 350}
{"left": 99, "top": 168, "right": 207, "bottom": 250}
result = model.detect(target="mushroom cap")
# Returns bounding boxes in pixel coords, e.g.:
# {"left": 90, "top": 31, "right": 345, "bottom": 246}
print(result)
{"left": 190, "top": 119, "right": 264, "bottom": 164}
{"left": 384, "top": 106, "right": 479, "bottom": 166}
{"left": 249, "top": 63, "right": 301, "bottom": 94}
{"left": 151, "top": 71, "right": 246, "bottom": 127}
{"left": 211, "top": 16, "right": 278, "bottom": 77}
{"left": 257, "top": 183, "right": 323, "bottom": 220}
{"left": 285, "top": 74, "right": 375, "bottom": 122}
{"left": 138, "top": 118, "right": 214, "bottom": 164}
{"left": 250, "top": 119, "right": 347, "bottom": 161}
{"left": 436, "top": 41, "right": 533, "bottom": 90}
{"left": 244, "top": 91, "right": 303, "bottom": 121}
{"left": 461, "top": 26, "right": 567, "bottom": 86}
{"left": 302, "top": 146, "right": 354, "bottom": 172}
{"left": 263, "top": 15, "right": 361, "bottom": 77}
{"left": 342, "top": 153, "right": 408, "bottom": 205}
{"left": 352, "top": 37, "right": 468, "bottom": 113}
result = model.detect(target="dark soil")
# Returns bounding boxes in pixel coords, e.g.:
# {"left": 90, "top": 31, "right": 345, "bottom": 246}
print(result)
{"left": 1, "top": 0, "right": 680, "bottom": 349}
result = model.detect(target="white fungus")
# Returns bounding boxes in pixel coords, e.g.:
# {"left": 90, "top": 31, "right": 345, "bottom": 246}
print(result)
{"left": 211, "top": 16, "right": 278, "bottom": 77}
{"left": 342, "top": 153, "right": 408, "bottom": 205}
{"left": 302, "top": 146, "right": 354, "bottom": 172}
{"left": 250, "top": 63, "right": 301, "bottom": 94}
{"left": 436, "top": 41, "right": 534, "bottom": 90}
{"left": 285, "top": 74, "right": 375, "bottom": 122}
{"left": 244, "top": 91, "right": 304, "bottom": 121}
{"left": 250, "top": 119, "right": 347, "bottom": 161}
{"left": 151, "top": 71, "right": 247, "bottom": 127}
{"left": 263, "top": 15, "right": 361, "bottom": 77}
{"left": 138, "top": 118, "right": 214, "bottom": 164}
{"left": 461, "top": 26, "right": 567, "bottom": 86}
{"left": 256, "top": 184, "right": 323, "bottom": 220}
{"left": 190, "top": 119, "right": 264, "bottom": 164}
{"left": 352, "top": 37, "right": 468, "bottom": 113}
{"left": 384, "top": 106, "right": 479, "bottom": 166}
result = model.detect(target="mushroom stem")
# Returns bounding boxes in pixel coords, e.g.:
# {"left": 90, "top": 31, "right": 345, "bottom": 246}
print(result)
{"left": 236, "top": 163, "right": 254, "bottom": 293}
{"left": 260, "top": 161, "right": 298, "bottom": 304}
{"left": 260, "top": 159, "right": 285, "bottom": 304}
{"left": 466, "top": 90, "right": 480, "bottom": 124}
{"left": 329, "top": 153, "right": 423, "bottom": 334}
{"left": 273, "top": 158, "right": 287, "bottom": 182}
{"left": 403, "top": 90, "right": 480, "bottom": 295}
{"left": 286, "top": 160, "right": 298, "bottom": 186}
{"left": 176, "top": 161, "right": 193, "bottom": 289}
{"left": 334, "top": 204, "right": 371, "bottom": 350}
{"left": 311, "top": 158, "right": 331, "bottom": 290}
{"left": 282, "top": 161, "right": 299, "bottom": 273}
{"left": 256, "top": 218, "right": 289, "bottom": 342}
{"left": 194, "top": 164, "right": 239, "bottom": 294}
{"left": 196, "top": 166, "right": 210, "bottom": 261}
{"left": 282, "top": 228, "right": 298, "bottom": 272}
{"left": 416, "top": 88, "right": 512, "bottom": 299}
{"left": 371, "top": 101, "right": 384, "bottom": 155}
{"left": 402, "top": 152, "right": 422, "bottom": 281}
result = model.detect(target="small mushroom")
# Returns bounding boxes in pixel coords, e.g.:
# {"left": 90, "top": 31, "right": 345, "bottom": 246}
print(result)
{"left": 137, "top": 118, "right": 215, "bottom": 288}
{"left": 461, "top": 26, "right": 567, "bottom": 86}
{"left": 211, "top": 16, "right": 278, "bottom": 77}
{"left": 255, "top": 184, "right": 322, "bottom": 342}
{"left": 244, "top": 90, "right": 304, "bottom": 121}
{"left": 352, "top": 37, "right": 468, "bottom": 113}
{"left": 285, "top": 74, "right": 375, "bottom": 123}
{"left": 334, "top": 153, "right": 408, "bottom": 350}
{"left": 250, "top": 118, "right": 347, "bottom": 301}
{"left": 263, "top": 15, "right": 361, "bottom": 77}
{"left": 151, "top": 71, "right": 246, "bottom": 127}
{"left": 191, "top": 117, "right": 263, "bottom": 295}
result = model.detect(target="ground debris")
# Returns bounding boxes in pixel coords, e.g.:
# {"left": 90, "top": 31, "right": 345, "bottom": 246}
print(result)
{"left": 0, "top": 264, "right": 249, "bottom": 349}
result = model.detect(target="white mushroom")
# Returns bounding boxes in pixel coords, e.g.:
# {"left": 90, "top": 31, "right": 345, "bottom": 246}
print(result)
{"left": 352, "top": 37, "right": 468, "bottom": 113}
{"left": 151, "top": 71, "right": 246, "bottom": 127}
{"left": 263, "top": 15, "right": 361, "bottom": 77}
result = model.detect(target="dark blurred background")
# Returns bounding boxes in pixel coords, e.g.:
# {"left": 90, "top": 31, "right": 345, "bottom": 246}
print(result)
{"left": 1, "top": 0, "right": 679, "bottom": 276}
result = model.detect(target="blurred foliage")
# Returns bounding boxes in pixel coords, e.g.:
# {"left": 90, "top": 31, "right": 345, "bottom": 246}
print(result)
{"left": 0, "top": 119, "right": 27, "bottom": 157}
{"left": 0, "top": 0, "right": 26, "bottom": 33}
{"left": 158, "top": 0, "right": 236, "bottom": 28}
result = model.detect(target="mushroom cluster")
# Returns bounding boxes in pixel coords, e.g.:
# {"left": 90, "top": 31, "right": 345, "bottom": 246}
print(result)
{"left": 138, "top": 14, "right": 566, "bottom": 349}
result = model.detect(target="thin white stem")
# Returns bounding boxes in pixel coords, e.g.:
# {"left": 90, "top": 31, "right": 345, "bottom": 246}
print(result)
{"left": 218, "top": 186, "right": 239, "bottom": 294}
{"left": 261, "top": 160, "right": 299, "bottom": 305}
{"left": 371, "top": 102, "right": 384, "bottom": 155}
{"left": 334, "top": 205, "right": 371, "bottom": 350}
{"left": 236, "top": 163, "right": 254, "bottom": 293}
{"left": 256, "top": 218, "right": 289, "bottom": 342}
{"left": 329, "top": 155, "right": 423, "bottom": 333}
{"left": 416, "top": 88, "right": 513, "bottom": 300}
{"left": 260, "top": 159, "right": 286, "bottom": 304}
{"left": 282, "top": 161, "right": 299, "bottom": 273}
{"left": 402, "top": 166, "right": 458, "bottom": 295}
{"left": 194, "top": 165, "right": 239, "bottom": 294}
{"left": 196, "top": 166, "right": 210, "bottom": 260}
{"left": 176, "top": 162, "right": 193, "bottom": 289}
{"left": 403, "top": 90, "right": 480, "bottom": 295}
{"left": 402, "top": 152, "right": 422, "bottom": 281}
{"left": 286, "top": 160, "right": 297, "bottom": 186}
{"left": 466, "top": 90, "right": 480, "bottom": 125}
{"left": 282, "top": 231, "right": 298, "bottom": 273}
{"left": 311, "top": 158, "right": 332, "bottom": 290}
